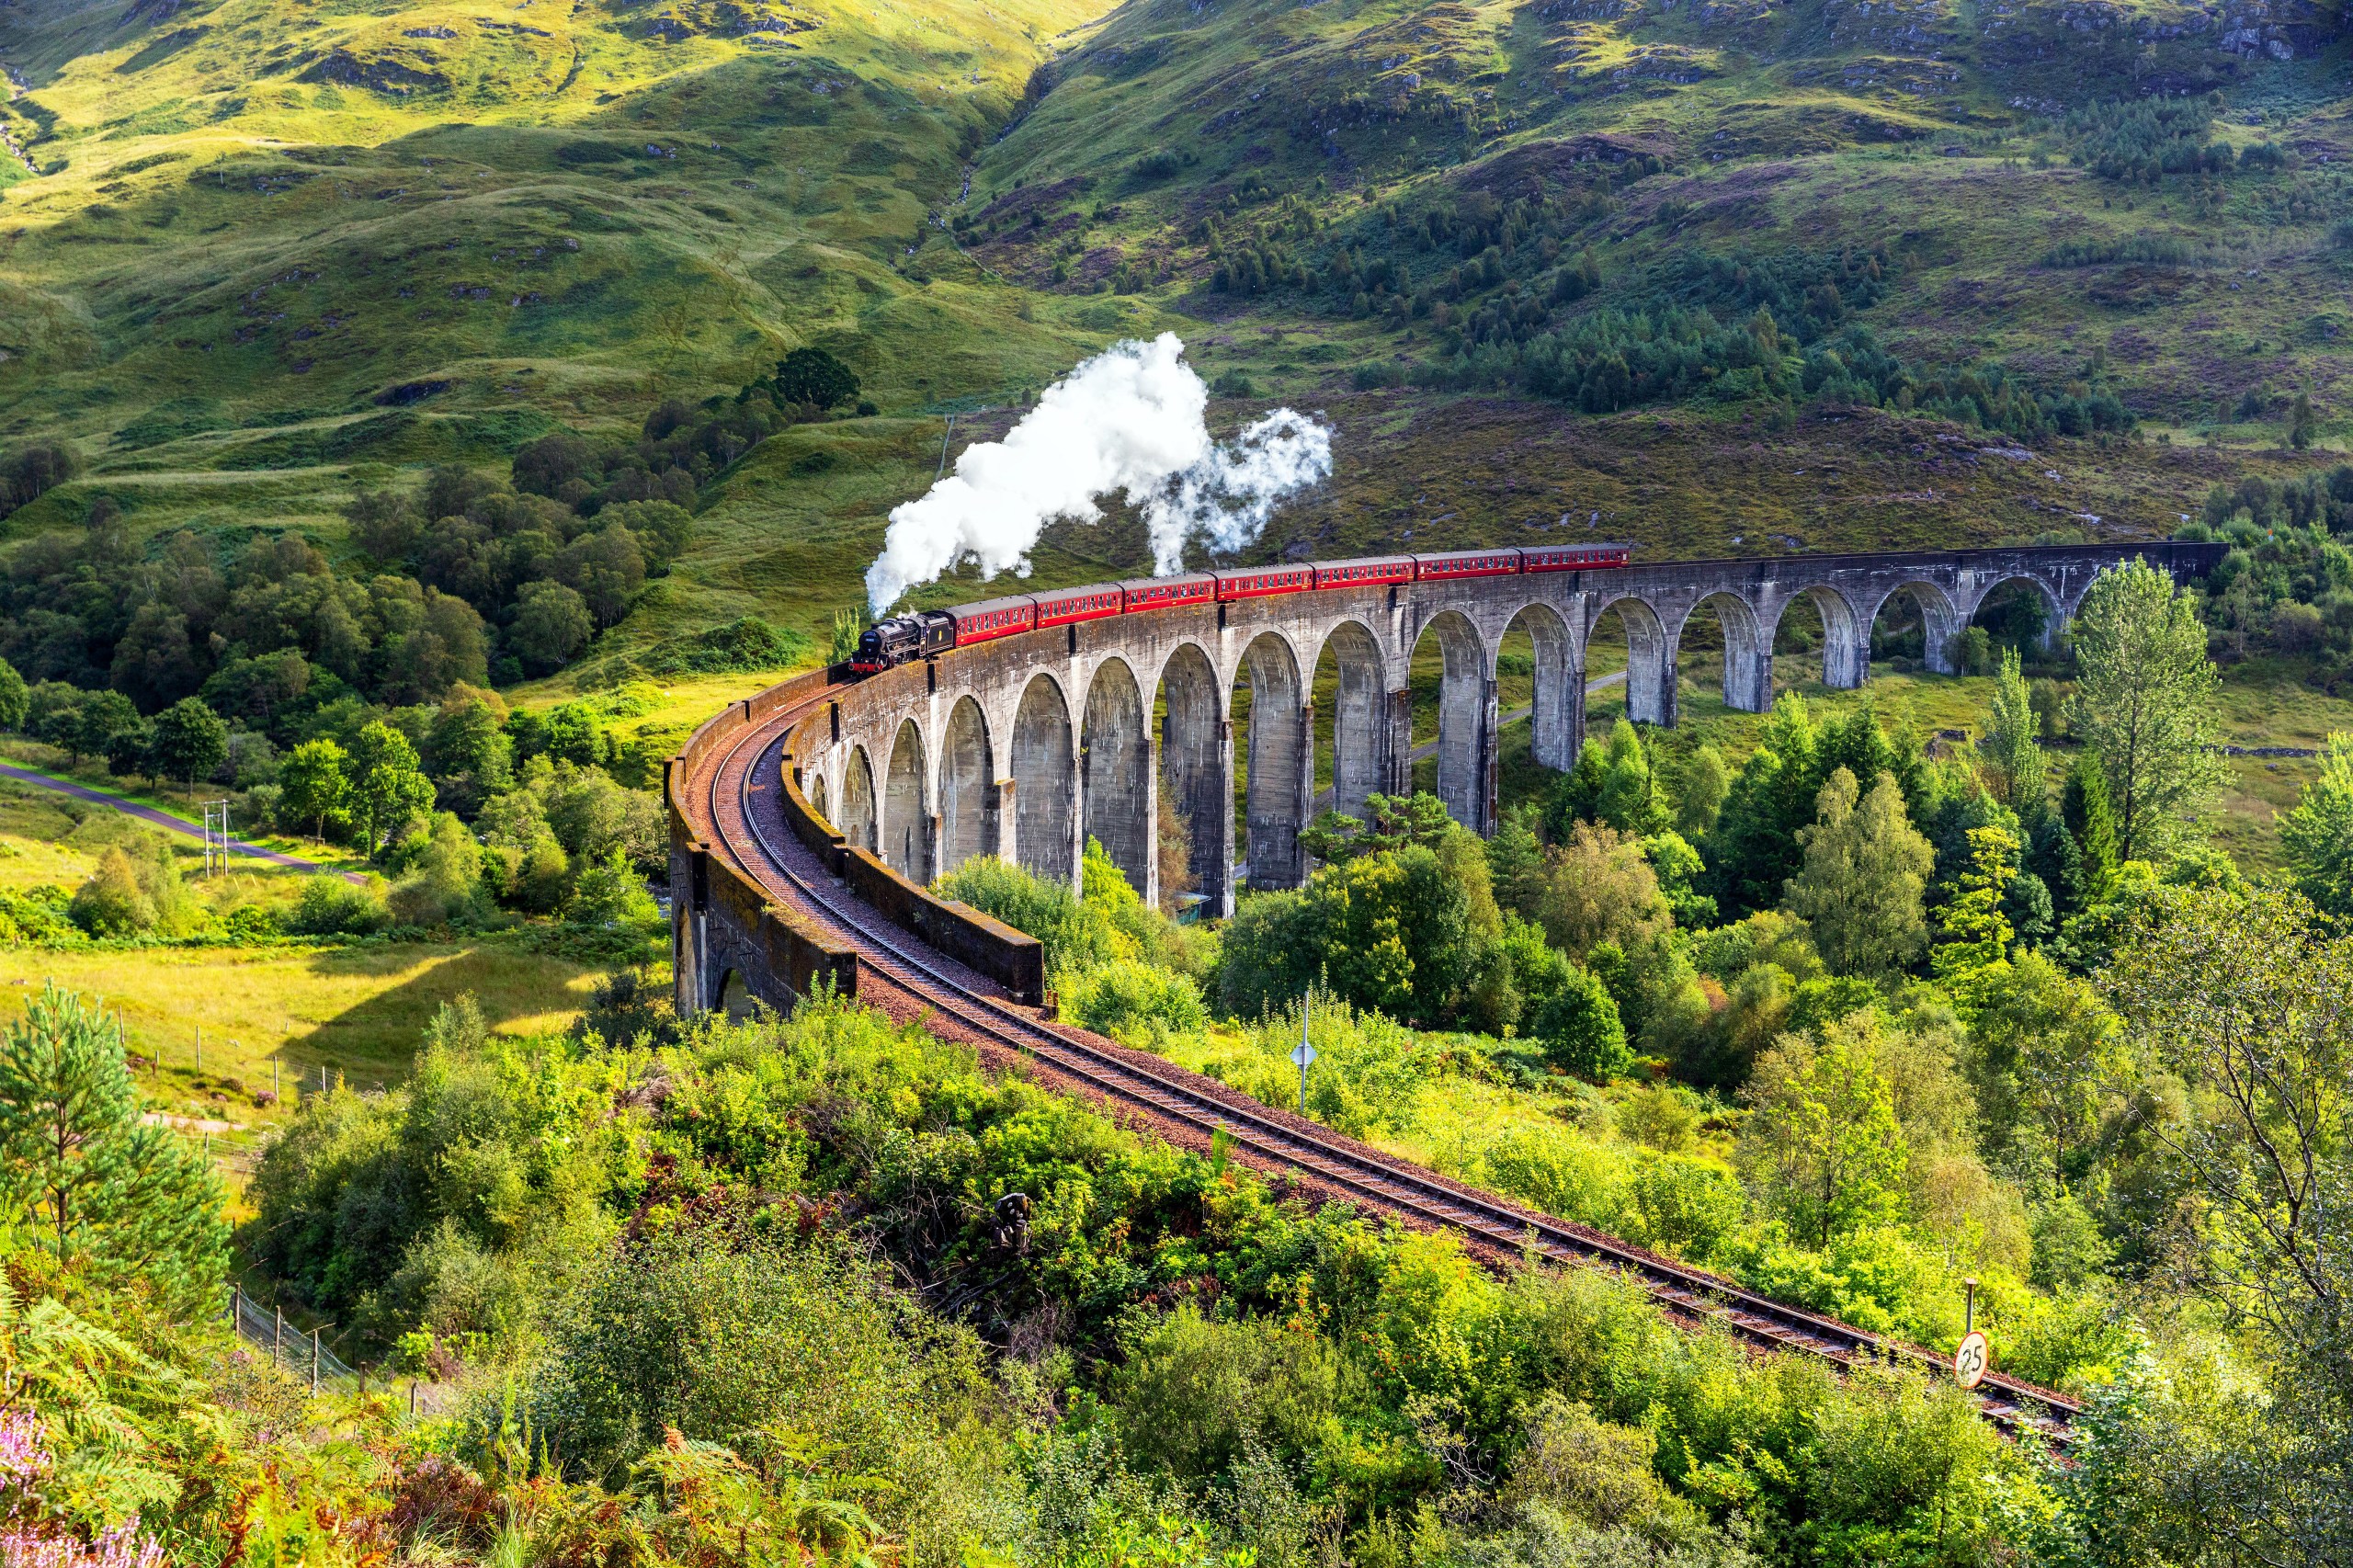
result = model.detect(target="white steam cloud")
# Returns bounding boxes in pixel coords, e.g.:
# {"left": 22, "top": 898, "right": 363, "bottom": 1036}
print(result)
{"left": 863, "top": 333, "right": 1332, "bottom": 616}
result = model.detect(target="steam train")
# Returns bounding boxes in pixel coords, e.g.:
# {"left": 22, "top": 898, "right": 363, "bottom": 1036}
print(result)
{"left": 850, "top": 543, "right": 1635, "bottom": 674}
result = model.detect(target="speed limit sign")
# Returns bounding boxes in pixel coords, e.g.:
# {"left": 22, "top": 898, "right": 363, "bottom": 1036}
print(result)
{"left": 1953, "top": 1330, "right": 1990, "bottom": 1390}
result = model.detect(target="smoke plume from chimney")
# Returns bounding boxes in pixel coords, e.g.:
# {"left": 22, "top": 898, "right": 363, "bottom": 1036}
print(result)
{"left": 863, "top": 334, "right": 1331, "bottom": 615}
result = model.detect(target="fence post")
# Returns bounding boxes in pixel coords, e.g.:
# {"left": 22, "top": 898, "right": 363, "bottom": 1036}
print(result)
{"left": 272, "top": 1306, "right": 282, "bottom": 1368}
{"left": 311, "top": 1328, "right": 321, "bottom": 1394}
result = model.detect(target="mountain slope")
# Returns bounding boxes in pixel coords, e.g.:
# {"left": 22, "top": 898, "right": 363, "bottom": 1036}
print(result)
{"left": 0, "top": 0, "right": 2347, "bottom": 661}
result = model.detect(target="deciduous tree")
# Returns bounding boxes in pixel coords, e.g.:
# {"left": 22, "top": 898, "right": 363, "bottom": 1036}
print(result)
{"left": 279, "top": 738, "right": 350, "bottom": 844}
{"left": 350, "top": 722, "right": 435, "bottom": 857}
{"left": 147, "top": 697, "right": 228, "bottom": 789}
{"left": 1782, "top": 768, "right": 1934, "bottom": 983}
{"left": 1739, "top": 1017, "right": 1908, "bottom": 1246}
{"left": 2068, "top": 557, "right": 2225, "bottom": 863}
{"left": 2280, "top": 733, "right": 2353, "bottom": 919}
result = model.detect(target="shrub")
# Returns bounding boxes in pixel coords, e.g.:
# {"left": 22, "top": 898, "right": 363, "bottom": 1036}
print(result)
{"left": 67, "top": 847, "right": 154, "bottom": 937}
{"left": 285, "top": 875, "right": 391, "bottom": 937}
{"left": 1060, "top": 959, "right": 1207, "bottom": 1038}
{"left": 390, "top": 813, "right": 493, "bottom": 928}
{"left": 1621, "top": 1153, "right": 1745, "bottom": 1261}
{"left": 1530, "top": 966, "right": 1631, "bottom": 1080}
{"left": 936, "top": 855, "right": 1123, "bottom": 973}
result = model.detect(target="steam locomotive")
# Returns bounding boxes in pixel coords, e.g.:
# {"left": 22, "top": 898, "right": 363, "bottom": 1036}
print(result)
{"left": 850, "top": 543, "right": 1634, "bottom": 675}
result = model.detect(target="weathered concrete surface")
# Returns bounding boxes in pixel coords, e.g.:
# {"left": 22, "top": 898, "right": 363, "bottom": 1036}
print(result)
{"left": 785, "top": 542, "right": 2223, "bottom": 917}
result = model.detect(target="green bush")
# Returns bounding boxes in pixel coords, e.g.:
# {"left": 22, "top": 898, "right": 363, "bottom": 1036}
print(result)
{"left": 936, "top": 853, "right": 1123, "bottom": 973}
{"left": 1061, "top": 958, "right": 1208, "bottom": 1038}
{"left": 284, "top": 875, "right": 390, "bottom": 937}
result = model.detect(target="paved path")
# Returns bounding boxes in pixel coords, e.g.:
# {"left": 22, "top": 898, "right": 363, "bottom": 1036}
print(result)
{"left": 0, "top": 764, "right": 366, "bottom": 881}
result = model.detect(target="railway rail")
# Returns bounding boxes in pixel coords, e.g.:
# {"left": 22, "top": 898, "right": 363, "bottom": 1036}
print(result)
{"left": 686, "top": 670, "right": 2082, "bottom": 1444}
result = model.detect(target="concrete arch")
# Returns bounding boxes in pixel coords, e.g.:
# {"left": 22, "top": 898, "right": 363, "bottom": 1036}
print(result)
{"left": 1012, "top": 673, "right": 1076, "bottom": 887}
{"left": 1314, "top": 619, "right": 1392, "bottom": 824}
{"left": 1778, "top": 585, "right": 1870, "bottom": 689}
{"left": 1684, "top": 591, "right": 1770, "bottom": 714}
{"left": 1965, "top": 573, "right": 2067, "bottom": 653}
{"left": 1868, "top": 580, "right": 1964, "bottom": 676}
{"left": 808, "top": 767, "right": 830, "bottom": 824}
{"left": 716, "top": 966, "right": 756, "bottom": 1020}
{"left": 1501, "top": 601, "right": 1578, "bottom": 772}
{"left": 1236, "top": 631, "right": 1310, "bottom": 889}
{"left": 1156, "top": 642, "right": 1229, "bottom": 917}
{"left": 883, "top": 718, "right": 932, "bottom": 882}
{"left": 1082, "top": 657, "right": 1152, "bottom": 900}
{"left": 938, "top": 696, "right": 996, "bottom": 876}
{"left": 839, "top": 745, "right": 878, "bottom": 854}
{"left": 1589, "top": 593, "right": 1675, "bottom": 729}
{"left": 1414, "top": 608, "right": 1492, "bottom": 832}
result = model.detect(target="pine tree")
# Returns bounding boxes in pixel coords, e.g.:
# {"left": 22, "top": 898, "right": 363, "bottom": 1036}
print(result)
{"left": 1596, "top": 720, "right": 1669, "bottom": 835}
{"left": 0, "top": 984, "right": 226, "bottom": 1305}
{"left": 2061, "top": 754, "right": 2120, "bottom": 901}
{"left": 1546, "top": 740, "right": 1609, "bottom": 837}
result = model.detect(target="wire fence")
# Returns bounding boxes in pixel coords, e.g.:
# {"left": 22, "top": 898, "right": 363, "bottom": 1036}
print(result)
{"left": 229, "top": 1287, "right": 358, "bottom": 1388}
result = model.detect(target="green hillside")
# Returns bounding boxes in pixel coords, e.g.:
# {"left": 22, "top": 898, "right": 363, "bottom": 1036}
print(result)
{"left": 1, "top": 0, "right": 2349, "bottom": 665}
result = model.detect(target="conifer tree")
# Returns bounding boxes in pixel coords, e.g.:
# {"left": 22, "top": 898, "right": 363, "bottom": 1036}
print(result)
{"left": 0, "top": 984, "right": 226, "bottom": 1307}
{"left": 1985, "top": 647, "right": 2047, "bottom": 822}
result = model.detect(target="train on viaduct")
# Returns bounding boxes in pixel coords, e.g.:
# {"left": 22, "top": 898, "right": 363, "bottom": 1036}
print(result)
{"left": 774, "top": 540, "right": 2222, "bottom": 923}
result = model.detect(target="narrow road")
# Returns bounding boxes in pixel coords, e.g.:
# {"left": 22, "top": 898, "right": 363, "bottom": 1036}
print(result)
{"left": 0, "top": 764, "right": 365, "bottom": 881}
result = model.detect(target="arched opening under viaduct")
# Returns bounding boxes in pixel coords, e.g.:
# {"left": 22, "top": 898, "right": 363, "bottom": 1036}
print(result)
{"left": 1082, "top": 658, "right": 1153, "bottom": 899}
{"left": 839, "top": 746, "right": 878, "bottom": 853}
{"left": 938, "top": 696, "right": 996, "bottom": 877}
{"left": 1233, "top": 631, "right": 1308, "bottom": 890}
{"left": 1870, "top": 582, "right": 1963, "bottom": 676}
{"left": 1499, "top": 601, "right": 1576, "bottom": 787}
{"left": 1590, "top": 595, "right": 1673, "bottom": 729}
{"left": 1967, "top": 576, "right": 2065, "bottom": 673}
{"left": 883, "top": 718, "right": 932, "bottom": 882}
{"left": 1777, "top": 586, "right": 1868, "bottom": 693}
{"left": 718, "top": 967, "right": 755, "bottom": 1021}
{"left": 1012, "top": 674, "right": 1075, "bottom": 887}
{"left": 807, "top": 767, "right": 829, "bottom": 824}
{"left": 1156, "top": 643, "right": 1223, "bottom": 917}
{"left": 1404, "top": 610, "right": 1489, "bottom": 830}
{"left": 1310, "top": 619, "right": 1390, "bottom": 829}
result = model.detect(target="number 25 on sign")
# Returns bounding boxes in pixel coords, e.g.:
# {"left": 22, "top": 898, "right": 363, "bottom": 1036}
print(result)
{"left": 1953, "top": 1330, "right": 1991, "bottom": 1391}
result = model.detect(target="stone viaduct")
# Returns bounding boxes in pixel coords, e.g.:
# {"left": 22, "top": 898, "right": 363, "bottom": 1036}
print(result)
{"left": 786, "top": 542, "right": 2222, "bottom": 920}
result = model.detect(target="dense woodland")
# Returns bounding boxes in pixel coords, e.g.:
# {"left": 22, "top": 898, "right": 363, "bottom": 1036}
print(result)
{"left": 1, "top": 551, "right": 2349, "bottom": 1567}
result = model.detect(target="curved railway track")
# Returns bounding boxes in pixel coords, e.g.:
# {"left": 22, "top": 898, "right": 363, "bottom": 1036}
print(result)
{"left": 688, "top": 674, "right": 2080, "bottom": 1444}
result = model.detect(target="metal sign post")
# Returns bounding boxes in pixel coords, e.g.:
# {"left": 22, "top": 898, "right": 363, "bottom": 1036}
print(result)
{"left": 1290, "top": 990, "right": 1316, "bottom": 1112}
{"left": 1953, "top": 1277, "right": 1989, "bottom": 1390}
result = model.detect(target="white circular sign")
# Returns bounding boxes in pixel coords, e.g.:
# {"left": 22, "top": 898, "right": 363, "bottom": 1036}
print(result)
{"left": 1953, "top": 1330, "right": 1990, "bottom": 1390}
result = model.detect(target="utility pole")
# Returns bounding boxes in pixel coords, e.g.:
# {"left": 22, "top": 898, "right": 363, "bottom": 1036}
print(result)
{"left": 201, "top": 801, "right": 232, "bottom": 876}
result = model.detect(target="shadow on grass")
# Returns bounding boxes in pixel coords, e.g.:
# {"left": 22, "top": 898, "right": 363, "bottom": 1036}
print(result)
{"left": 279, "top": 942, "right": 600, "bottom": 1090}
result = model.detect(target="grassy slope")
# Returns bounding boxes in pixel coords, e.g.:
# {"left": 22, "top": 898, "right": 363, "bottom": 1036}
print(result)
{"left": 0, "top": 778, "right": 597, "bottom": 1167}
